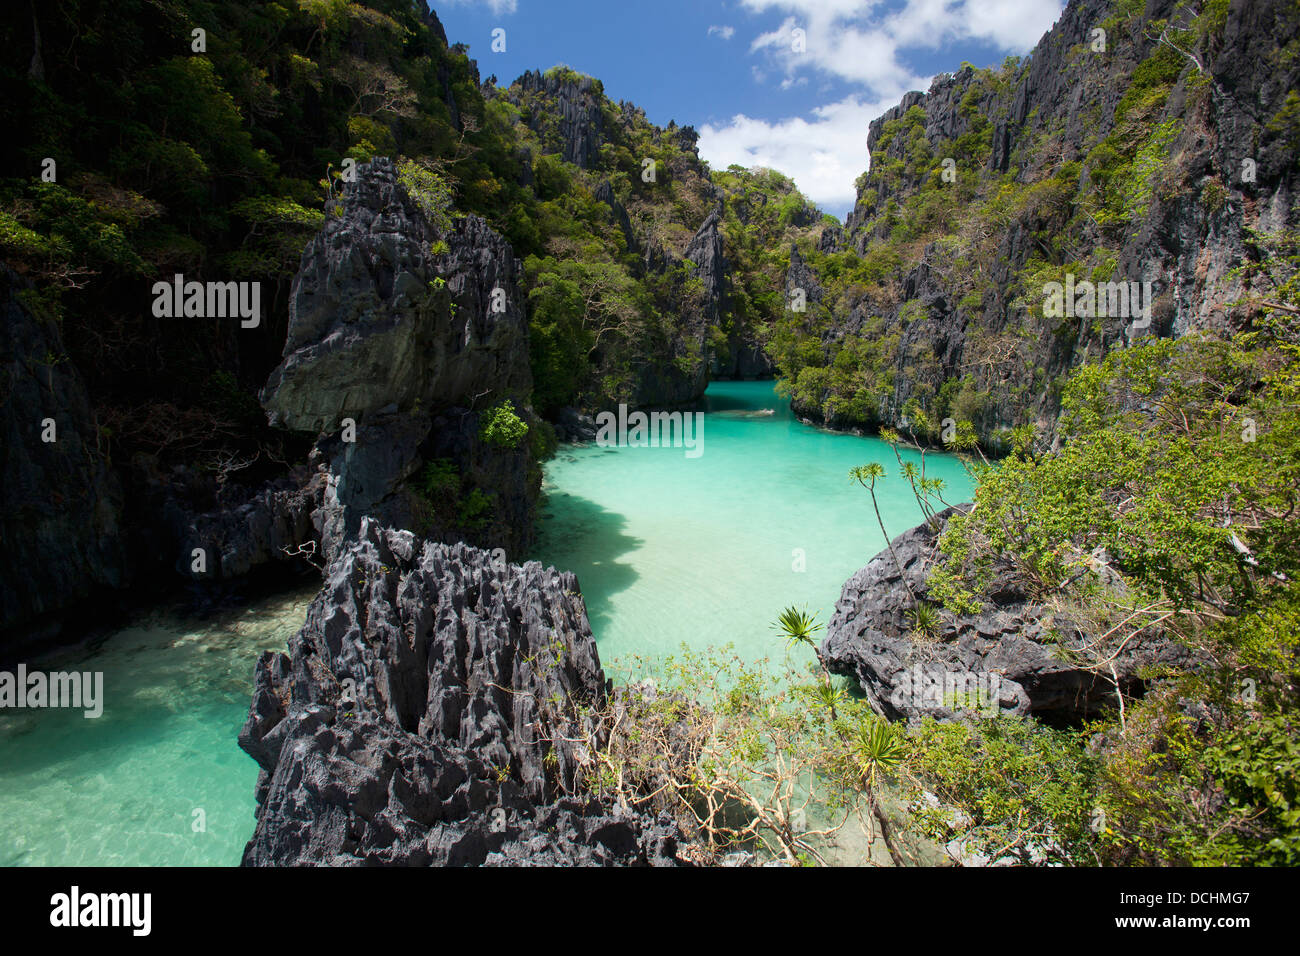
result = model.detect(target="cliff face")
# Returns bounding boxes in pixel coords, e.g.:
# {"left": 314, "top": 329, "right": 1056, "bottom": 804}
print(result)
{"left": 261, "top": 158, "right": 539, "bottom": 562}
{"left": 501, "top": 70, "right": 730, "bottom": 410}
{"left": 514, "top": 69, "right": 607, "bottom": 169}
{"left": 264, "top": 158, "right": 531, "bottom": 432}
{"left": 626, "top": 207, "right": 726, "bottom": 407}
{"left": 239, "top": 519, "right": 684, "bottom": 866}
{"left": 710, "top": 165, "right": 826, "bottom": 381}
{"left": 783, "top": 0, "right": 1300, "bottom": 446}
{"left": 0, "top": 269, "right": 127, "bottom": 647}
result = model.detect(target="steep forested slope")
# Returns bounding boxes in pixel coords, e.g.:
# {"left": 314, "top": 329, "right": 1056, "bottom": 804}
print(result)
{"left": 0, "top": 0, "right": 829, "bottom": 643}
{"left": 775, "top": 0, "right": 1300, "bottom": 449}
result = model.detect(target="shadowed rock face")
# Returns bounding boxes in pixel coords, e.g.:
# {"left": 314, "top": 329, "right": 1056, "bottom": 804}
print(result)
{"left": 239, "top": 518, "right": 685, "bottom": 866}
{"left": 822, "top": 508, "right": 1190, "bottom": 724}
{"left": 255, "top": 158, "right": 539, "bottom": 562}
{"left": 263, "top": 158, "right": 530, "bottom": 433}
{"left": 0, "top": 268, "right": 127, "bottom": 646}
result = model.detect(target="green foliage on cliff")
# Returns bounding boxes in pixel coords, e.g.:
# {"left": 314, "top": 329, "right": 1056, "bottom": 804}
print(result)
{"left": 416, "top": 458, "right": 460, "bottom": 501}
{"left": 496, "top": 71, "right": 726, "bottom": 412}
{"left": 479, "top": 400, "right": 529, "bottom": 449}
{"left": 933, "top": 330, "right": 1300, "bottom": 614}
{"left": 1, "top": 0, "right": 829, "bottom": 438}
{"left": 913, "top": 266, "right": 1300, "bottom": 863}
{"left": 0, "top": 0, "right": 537, "bottom": 473}
{"left": 396, "top": 159, "right": 454, "bottom": 232}
{"left": 762, "top": 0, "right": 1293, "bottom": 444}
{"left": 711, "top": 165, "right": 825, "bottom": 374}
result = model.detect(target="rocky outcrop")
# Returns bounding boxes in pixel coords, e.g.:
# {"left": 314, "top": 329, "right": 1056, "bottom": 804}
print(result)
{"left": 628, "top": 207, "right": 723, "bottom": 404}
{"left": 554, "top": 406, "right": 597, "bottom": 443}
{"left": 264, "top": 159, "right": 530, "bottom": 432}
{"left": 0, "top": 268, "right": 128, "bottom": 647}
{"left": 262, "top": 158, "right": 538, "bottom": 558}
{"left": 239, "top": 519, "right": 685, "bottom": 866}
{"left": 822, "top": 508, "right": 1189, "bottom": 723}
{"left": 685, "top": 209, "right": 726, "bottom": 326}
{"left": 514, "top": 69, "right": 606, "bottom": 169}
{"left": 170, "top": 468, "right": 325, "bottom": 580}
{"left": 799, "top": 0, "right": 1300, "bottom": 447}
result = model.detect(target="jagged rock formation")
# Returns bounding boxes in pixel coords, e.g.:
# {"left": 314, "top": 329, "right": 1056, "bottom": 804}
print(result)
{"left": 239, "top": 519, "right": 685, "bottom": 866}
{"left": 170, "top": 469, "right": 324, "bottom": 580}
{"left": 0, "top": 268, "right": 127, "bottom": 647}
{"left": 822, "top": 508, "right": 1189, "bottom": 723}
{"left": 264, "top": 159, "right": 530, "bottom": 432}
{"left": 789, "top": 0, "right": 1300, "bottom": 446}
{"left": 261, "top": 158, "right": 538, "bottom": 560}
{"left": 514, "top": 69, "right": 606, "bottom": 169}
{"left": 624, "top": 207, "right": 725, "bottom": 407}
{"left": 686, "top": 208, "right": 727, "bottom": 327}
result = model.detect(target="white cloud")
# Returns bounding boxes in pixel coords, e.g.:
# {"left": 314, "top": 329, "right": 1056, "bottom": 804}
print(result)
{"left": 700, "top": 93, "right": 909, "bottom": 216}
{"left": 708, "top": 25, "right": 737, "bottom": 40}
{"left": 742, "top": 0, "right": 1062, "bottom": 85}
{"left": 698, "top": 0, "right": 1064, "bottom": 217}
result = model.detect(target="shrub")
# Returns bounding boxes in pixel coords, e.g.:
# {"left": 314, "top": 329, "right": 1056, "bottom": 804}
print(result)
{"left": 397, "top": 159, "right": 453, "bottom": 232}
{"left": 479, "top": 400, "right": 529, "bottom": 448}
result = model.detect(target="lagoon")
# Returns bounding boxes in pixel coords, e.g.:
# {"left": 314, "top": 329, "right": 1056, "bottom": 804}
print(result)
{"left": 532, "top": 380, "right": 974, "bottom": 669}
{"left": 0, "top": 379, "right": 972, "bottom": 865}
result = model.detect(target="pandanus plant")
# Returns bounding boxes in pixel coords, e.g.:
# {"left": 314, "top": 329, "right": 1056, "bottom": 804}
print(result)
{"left": 772, "top": 604, "right": 910, "bottom": 866}
{"left": 772, "top": 606, "right": 839, "bottom": 715}
{"left": 849, "top": 462, "right": 914, "bottom": 596}
{"left": 853, "top": 718, "right": 908, "bottom": 867}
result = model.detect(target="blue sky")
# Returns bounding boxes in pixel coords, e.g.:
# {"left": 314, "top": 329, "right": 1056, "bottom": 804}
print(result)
{"left": 432, "top": 1, "right": 1065, "bottom": 218}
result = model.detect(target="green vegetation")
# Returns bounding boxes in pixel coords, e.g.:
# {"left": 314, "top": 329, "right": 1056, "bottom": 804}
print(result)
{"left": 412, "top": 457, "right": 496, "bottom": 537}
{"left": 416, "top": 458, "right": 460, "bottom": 501}
{"left": 396, "top": 159, "right": 454, "bottom": 232}
{"left": 0, "top": 0, "right": 532, "bottom": 478}
{"left": 762, "top": 0, "right": 1268, "bottom": 443}
{"left": 570, "top": 230, "right": 1300, "bottom": 866}
{"left": 712, "top": 165, "right": 826, "bottom": 375}
{"left": 498, "top": 72, "right": 724, "bottom": 412}
{"left": 0, "top": 0, "right": 742, "bottom": 474}
{"left": 7, "top": 0, "right": 1298, "bottom": 869}
{"left": 479, "top": 400, "right": 529, "bottom": 449}
{"left": 554, "top": 640, "right": 912, "bottom": 865}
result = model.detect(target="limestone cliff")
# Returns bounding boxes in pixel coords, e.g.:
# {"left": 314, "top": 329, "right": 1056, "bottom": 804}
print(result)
{"left": 261, "top": 158, "right": 539, "bottom": 561}
{"left": 0, "top": 268, "right": 127, "bottom": 648}
{"left": 783, "top": 0, "right": 1300, "bottom": 448}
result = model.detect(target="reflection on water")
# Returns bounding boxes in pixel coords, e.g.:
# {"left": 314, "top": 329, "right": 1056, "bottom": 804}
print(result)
{"left": 533, "top": 380, "right": 974, "bottom": 672}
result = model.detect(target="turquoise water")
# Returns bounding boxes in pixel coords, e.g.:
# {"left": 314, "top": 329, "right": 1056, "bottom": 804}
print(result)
{"left": 0, "top": 380, "right": 971, "bottom": 867}
{"left": 0, "top": 589, "right": 313, "bottom": 866}
{"left": 533, "top": 380, "right": 974, "bottom": 670}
